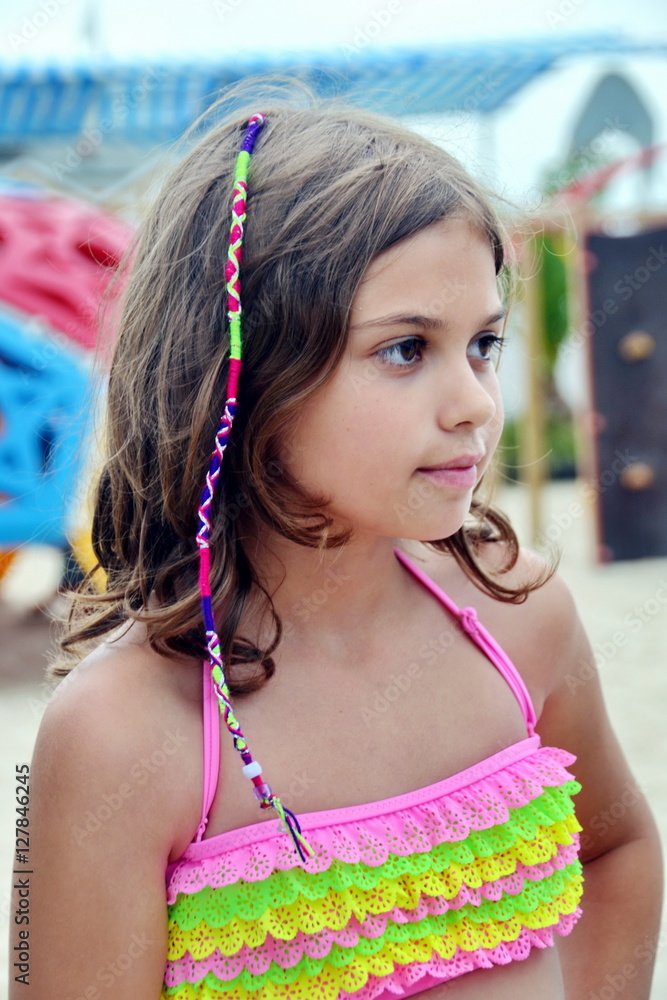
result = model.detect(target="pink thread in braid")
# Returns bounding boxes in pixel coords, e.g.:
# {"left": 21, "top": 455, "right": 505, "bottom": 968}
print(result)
{"left": 226, "top": 183, "right": 246, "bottom": 315}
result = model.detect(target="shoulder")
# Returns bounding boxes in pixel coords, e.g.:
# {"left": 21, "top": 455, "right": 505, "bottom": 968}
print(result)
{"left": 404, "top": 536, "right": 578, "bottom": 628}
{"left": 24, "top": 631, "right": 201, "bottom": 997}
{"left": 401, "top": 539, "right": 583, "bottom": 713}
{"left": 476, "top": 538, "right": 576, "bottom": 620}
{"left": 35, "top": 628, "right": 203, "bottom": 858}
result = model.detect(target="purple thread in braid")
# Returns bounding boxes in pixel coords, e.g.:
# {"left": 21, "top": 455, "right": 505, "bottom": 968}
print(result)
{"left": 240, "top": 116, "right": 264, "bottom": 153}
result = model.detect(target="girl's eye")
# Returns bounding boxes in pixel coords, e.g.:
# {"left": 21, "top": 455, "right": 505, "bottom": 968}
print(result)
{"left": 375, "top": 336, "right": 424, "bottom": 368}
{"left": 470, "top": 334, "right": 506, "bottom": 362}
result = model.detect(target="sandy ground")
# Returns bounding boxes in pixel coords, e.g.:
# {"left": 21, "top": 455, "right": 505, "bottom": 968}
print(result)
{"left": 1, "top": 478, "right": 666, "bottom": 998}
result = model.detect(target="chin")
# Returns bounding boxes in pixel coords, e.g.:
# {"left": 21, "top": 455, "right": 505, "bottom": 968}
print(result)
{"left": 395, "top": 515, "right": 468, "bottom": 543}
{"left": 417, "top": 529, "right": 463, "bottom": 544}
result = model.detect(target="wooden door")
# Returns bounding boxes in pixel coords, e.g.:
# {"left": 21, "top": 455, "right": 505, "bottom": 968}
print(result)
{"left": 584, "top": 223, "right": 667, "bottom": 561}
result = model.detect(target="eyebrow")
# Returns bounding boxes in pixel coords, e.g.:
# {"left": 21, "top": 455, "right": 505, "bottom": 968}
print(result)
{"left": 349, "top": 308, "right": 507, "bottom": 333}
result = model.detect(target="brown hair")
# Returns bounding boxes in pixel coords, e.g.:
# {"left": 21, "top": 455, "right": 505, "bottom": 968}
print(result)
{"left": 51, "top": 79, "right": 554, "bottom": 690}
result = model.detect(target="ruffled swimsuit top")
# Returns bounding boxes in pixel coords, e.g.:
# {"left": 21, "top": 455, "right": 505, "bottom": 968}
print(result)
{"left": 162, "top": 547, "right": 583, "bottom": 1000}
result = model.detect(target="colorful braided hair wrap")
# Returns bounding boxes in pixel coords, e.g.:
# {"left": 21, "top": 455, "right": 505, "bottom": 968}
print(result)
{"left": 195, "top": 113, "right": 314, "bottom": 865}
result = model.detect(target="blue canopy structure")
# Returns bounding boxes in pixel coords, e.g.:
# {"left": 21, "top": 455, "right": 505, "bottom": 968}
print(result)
{"left": 1, "top": 34, "right": 666, "bottom": 143}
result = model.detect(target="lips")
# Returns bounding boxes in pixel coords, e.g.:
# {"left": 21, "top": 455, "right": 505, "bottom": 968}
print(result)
{"left": 416, "top": 454, "right": 484, "bottom": 490}
{"left": 418, "top": 454, "right": 484, "bottom": 472}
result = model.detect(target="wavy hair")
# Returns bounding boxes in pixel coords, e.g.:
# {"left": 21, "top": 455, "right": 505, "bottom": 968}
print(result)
{"left": 50, "top": 80, "right": 555, "bottom": 690}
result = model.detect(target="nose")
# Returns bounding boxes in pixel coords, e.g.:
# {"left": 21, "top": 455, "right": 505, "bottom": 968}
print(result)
{"left": 434, "top": 361, "right": 499, "bottom": 431}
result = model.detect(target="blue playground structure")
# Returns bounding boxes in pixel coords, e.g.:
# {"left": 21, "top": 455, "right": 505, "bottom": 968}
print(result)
{"left": 0, "top": 309, "right": 91, "bottom": 548}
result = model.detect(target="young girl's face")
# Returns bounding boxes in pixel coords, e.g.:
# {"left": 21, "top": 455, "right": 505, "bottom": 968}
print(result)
{"left": 280, "top": 216, "right": 506, "bottom": 542}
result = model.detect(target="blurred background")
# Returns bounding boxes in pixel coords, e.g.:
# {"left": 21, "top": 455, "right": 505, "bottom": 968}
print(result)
{"left": 1, "top": 0, "right": 666, "bottom": 995}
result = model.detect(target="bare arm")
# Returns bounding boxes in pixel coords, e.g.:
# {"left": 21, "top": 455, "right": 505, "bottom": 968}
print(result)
{"left": 8, "top": 658, "right": 180, "bottom": 999}
{"left": 533, "top": 570, "right": 663, "bottom": 1000}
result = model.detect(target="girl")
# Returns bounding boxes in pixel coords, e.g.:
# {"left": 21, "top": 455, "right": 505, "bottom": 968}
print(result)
{"left": 16, "top": 84, "right": 662, "bottom": 999}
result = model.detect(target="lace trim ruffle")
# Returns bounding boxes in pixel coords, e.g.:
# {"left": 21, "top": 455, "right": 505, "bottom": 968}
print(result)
{"left": 162, "top": 905, "right": 582, "bottom": 997}
{"left": 167, "top": 750, "right": 579, "bottom": 900}
{"left": 339, "top": 910, "right": 581, "bottom": 1000}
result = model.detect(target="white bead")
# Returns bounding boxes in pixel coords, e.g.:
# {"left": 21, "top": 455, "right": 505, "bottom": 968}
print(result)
{"left": 242, "top": 761, "right": 263, "bottom": 779}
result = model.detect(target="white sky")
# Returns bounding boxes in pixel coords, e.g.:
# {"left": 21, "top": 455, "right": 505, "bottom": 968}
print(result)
{"left": 0, "top": 0, "right": 666, "bottom": 61}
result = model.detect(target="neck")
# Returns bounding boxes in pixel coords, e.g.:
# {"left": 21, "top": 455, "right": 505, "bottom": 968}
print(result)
{"left": 237, "top": 519, "right": 421, "bottom": 664}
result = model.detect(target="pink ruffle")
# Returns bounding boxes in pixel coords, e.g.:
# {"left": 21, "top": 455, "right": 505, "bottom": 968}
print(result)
{"left": 164, "top": 909, "right": 581, "bottom": 990}
{"left": 166, "top": 746, "right": 578, "bottom": 902}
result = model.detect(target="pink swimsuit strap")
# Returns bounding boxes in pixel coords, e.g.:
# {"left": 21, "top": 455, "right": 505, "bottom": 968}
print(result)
{"left": 392, "top": 548, "right": 537, "bottom": 735}
{"left": 196, "top": 659, "right": 222, "bottom": 841}
{"left": 194, "top": 546, "right": 537, "bottom": 841}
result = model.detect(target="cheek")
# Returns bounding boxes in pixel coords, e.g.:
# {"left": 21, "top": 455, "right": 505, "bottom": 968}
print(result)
{"left": 281, "top": 386, "right": 398, "bottom": 493}
{"left": 345, "top": 389, "right": 405, "bottom": 464}
{"left": 277, "top": 390, "right": 356, "bottom": 485}
{"left": 323, "top": 403, "right": 396, "bottom": 480}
